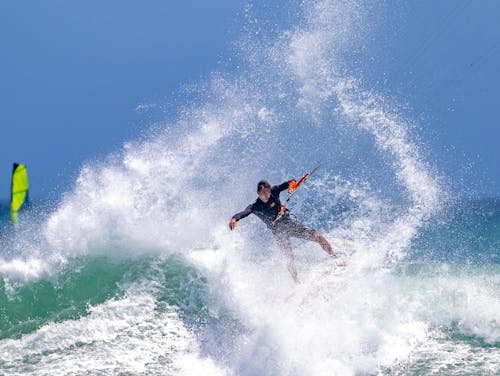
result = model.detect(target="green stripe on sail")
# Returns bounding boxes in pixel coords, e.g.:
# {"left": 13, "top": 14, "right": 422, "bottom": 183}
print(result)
{"left": 10, "top": 164, "right": 29, "bottom": 213}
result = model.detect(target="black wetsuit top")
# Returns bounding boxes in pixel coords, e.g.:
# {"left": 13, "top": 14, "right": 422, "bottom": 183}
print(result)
{"left": 232, "top": 181, "right": 292, "bottom": 231}
{"left": 232, "top": 181, "right": 316, "bottom": 244}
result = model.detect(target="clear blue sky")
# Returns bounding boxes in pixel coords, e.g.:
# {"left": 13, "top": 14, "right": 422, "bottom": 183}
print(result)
{"left": 0, "top": 1, "right": 498, "bottom": 199}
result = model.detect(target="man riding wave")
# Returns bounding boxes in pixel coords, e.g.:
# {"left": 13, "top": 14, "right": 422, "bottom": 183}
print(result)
{"left": 229, "top": 179, "right": 340, "bottom": 283}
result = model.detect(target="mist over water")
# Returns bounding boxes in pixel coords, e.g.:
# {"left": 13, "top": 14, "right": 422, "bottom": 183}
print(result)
{"left": 0, "top": 1, "right": 498, "bottom": 375}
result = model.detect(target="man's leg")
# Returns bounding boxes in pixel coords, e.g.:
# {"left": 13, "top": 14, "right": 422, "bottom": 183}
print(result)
{"left": 286, "top": 219, "right": 337, "bottom": 258}
{"left": 287, "top": 220, "right": 345, "bottom": 265}
{"left": 311, "top": 231, "right": 336, "bottom": 257}
{"left": 277, "top": 235, "right": 300, "bottom": 283}
{"left": 284, "top": 246, "right": 300, "bottom": 284}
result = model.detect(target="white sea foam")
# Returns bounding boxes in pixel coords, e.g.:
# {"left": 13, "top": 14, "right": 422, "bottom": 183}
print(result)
{"left": 389, "top": 333, "right": 500, "bottom": 375}
{"left": 0, "top": 257, "right": 49, "bottom": 282}
{"left": 191, "top": 244, "right": 499, "bottom": 375}
{"left": 0, "top": 281, "right": 226, "bottom": 376}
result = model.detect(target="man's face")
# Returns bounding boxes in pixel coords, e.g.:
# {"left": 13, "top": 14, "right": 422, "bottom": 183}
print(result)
{"left": 258, "top": 187, "right": 271, "bottom": 202}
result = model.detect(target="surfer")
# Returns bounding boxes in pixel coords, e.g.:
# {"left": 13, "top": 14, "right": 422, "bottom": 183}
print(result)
{"left": 229, "top": 179, "right": 339, "bottom": 283}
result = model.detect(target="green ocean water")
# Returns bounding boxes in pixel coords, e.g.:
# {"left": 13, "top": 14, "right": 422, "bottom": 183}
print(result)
{"left": 0, "top": 255, "right": 209, "bottom": 341}
{"left": 0, "top": 200, "right": 498, "bottom": 375}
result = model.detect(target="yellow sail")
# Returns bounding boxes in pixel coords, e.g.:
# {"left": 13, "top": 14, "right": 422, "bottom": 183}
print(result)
{"left": 10, "top": 163, "right": 29, "bottom": 223}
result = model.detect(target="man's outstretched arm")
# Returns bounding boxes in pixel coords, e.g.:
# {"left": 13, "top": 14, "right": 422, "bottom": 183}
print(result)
{"left": 272, "top": 180, "right": 296, "bottom": 194}
{"left": 229, "top": 204, "right": 253, "bottom": 230}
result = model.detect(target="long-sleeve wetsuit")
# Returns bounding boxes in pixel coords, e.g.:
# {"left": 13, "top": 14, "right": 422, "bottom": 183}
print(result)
{"left": 232, "top": 181, "right": 291, "bottom": 230}
{"left": 232, "top": 181, "right": 315, "bottom": 242}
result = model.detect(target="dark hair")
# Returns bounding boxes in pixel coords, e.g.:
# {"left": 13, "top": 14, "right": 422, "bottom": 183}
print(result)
{"left": 257, "top": 180, "right": 271, "bottom": 192}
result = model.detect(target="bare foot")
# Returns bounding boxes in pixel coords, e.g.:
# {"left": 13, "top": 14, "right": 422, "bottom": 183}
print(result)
{"left": 336, "top": 259, "right": 348, "bottom": 267}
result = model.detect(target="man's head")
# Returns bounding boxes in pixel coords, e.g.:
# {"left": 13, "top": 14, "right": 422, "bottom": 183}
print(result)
{"left": 257, "top": 180, "right": 271, "bottom": 202}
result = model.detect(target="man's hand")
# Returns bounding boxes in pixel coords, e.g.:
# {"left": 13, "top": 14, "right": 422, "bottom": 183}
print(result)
{"left": 229, "top": 218, "right": 237, "bottom": 231}
{"left": 288, "top": 180, "right": 298, "bottom": 194}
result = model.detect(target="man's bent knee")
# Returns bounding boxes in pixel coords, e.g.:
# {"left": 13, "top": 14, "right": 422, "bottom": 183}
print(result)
{"left": 312, "top": 231, "right": 323, "bottom": 242}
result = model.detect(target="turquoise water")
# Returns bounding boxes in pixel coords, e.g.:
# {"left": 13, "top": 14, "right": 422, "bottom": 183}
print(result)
{"left": 0, "top": 200, "right": 498, "bottom": 375}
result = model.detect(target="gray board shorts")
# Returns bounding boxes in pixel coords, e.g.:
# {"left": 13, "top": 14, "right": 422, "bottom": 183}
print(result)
{"left": 272, "top": 217, "right": 316, "bottom": 248}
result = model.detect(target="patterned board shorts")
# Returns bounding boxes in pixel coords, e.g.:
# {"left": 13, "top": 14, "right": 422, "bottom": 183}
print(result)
{"left": 273, "top": 217, "right": 316, "bottom": 248}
